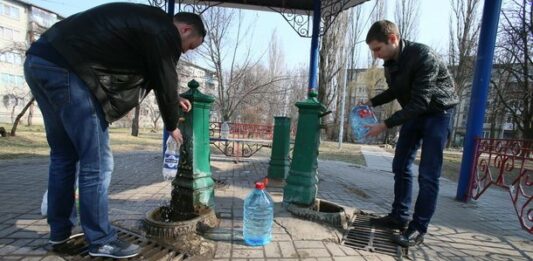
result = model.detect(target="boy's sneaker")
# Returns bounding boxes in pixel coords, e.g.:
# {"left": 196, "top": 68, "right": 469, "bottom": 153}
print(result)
{"left": 89, "top": 239, "right": 140, "bottom": 259}
{"left": 370, "top": 214, "right": 408, "bottom": 231}
{"left": 49, "top": 227, "right": 85, "bottom": 245}
{"left": 394, "top": 228, "right": 425, "bottom": 247}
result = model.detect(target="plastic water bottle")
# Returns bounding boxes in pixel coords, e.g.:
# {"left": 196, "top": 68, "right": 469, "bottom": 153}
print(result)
{"left": 221, "top": 121, "right": 230, "bottom": 139}
{"left": 350, "top": 105, "right": 378, "bottom": 143}
{"left": 243, "top": 181, "right": 274, "bottom": 246}
{"left": 162, "top": 135, "right": 180, "bottom": 180}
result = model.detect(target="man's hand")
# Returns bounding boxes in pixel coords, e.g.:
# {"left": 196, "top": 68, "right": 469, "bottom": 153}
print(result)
{"left": 170, "top": 128, "right": 183, "bottom": 144}
{"left": 179, "top": 97, "right": 192, "bottom": 112}
{"left": 358, "top": 99, "right": 373, "bottom": 107}
{"left": 366, "top": 123, "right": 387, "bottom": 137}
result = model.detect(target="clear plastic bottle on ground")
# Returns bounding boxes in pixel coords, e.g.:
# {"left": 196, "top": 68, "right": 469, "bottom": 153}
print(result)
{"left": 162, "top": 135, "right": 180, "bottom": 180}
{"left": 221, "top": 121, "right": 230, "bottom": 139}
{"left": 243, "top": 181, "right": 274, "bottom": 246}
{"left": 350, "top": 105, "right": 378, "bottom": 143}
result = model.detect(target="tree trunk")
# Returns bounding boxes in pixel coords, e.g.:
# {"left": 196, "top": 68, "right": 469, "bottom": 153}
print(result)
{"left": 26, "top": 102, "right": 34, "bottom": 126}
{"left": 10, "top": 102, "right": 17, "bottom": 123}
{"left": 448, "top": 109, "right": 460, "bottom": 147}
{"left": 10, "top": 98, "right": 35, "bottom": 136}
{"left": 131, "top": 105, "right": 140, "bottom": 137}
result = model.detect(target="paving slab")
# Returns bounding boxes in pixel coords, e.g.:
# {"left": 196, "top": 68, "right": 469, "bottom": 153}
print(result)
{"left": 0, "top": 148, "right": 531, "bottom": 260}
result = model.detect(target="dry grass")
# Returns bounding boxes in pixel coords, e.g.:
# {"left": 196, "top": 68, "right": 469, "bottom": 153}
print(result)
{"left": 0, "top": 124, "right": 163, "bottom": 160}
{"left": 384, "top": 147, "right": 463, "bottom": 182}
{"left": 0, "top": 125, "right": 367, "bottom": 167}
{"left": 318, "top": 141, "right": 366, "bottom": 166}
{"left": 424, "top": 153, "right": 462, "bottom": 182}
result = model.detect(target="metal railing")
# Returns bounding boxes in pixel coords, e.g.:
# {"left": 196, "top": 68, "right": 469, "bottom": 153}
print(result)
{"left": 209, "top": 122, "right": 296, "bottom": 159}
{"left": 468, "top": 138, "right": 532, "bottom": 234}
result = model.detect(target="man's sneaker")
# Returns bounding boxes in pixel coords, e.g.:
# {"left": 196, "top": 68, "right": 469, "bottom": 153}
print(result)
{"left": 370, "top": 214, "right": 408, "bottom": 231}
{"left": 89, "top": 239, "right": 140, "bottom": 259}
{"left": 49, "top": 227, "right": 85, "bottom": 245}
{"left": 394, "top": 228, "right": 425, "bottom": 247}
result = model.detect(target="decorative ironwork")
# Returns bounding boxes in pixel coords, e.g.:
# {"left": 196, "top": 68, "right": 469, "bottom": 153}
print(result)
{"left": 273, "top": 0, "right": 365, "bottom": 38}
{"left": 272, "top": 7, "right": 312, "bottom": 37}
{"left": 210, "top": 139, "right": 266, "bottom": 158}
{"left": 468, "top": 138, "right": 533, "bottom": 234}
{"left": 149, "top": 0, "right": 220, "bottom": 14}
{"left": 208, "top": 122, "right": 296, "bottom": 159}
{"left": 148, "top": 0, "right": 168, "bottom": 11}
{"left": 209, "top": 122, "right": 273, "bottom": 158}
{"left": 150, "top": 0, "right": 363, "bottom": 37}
{"left": 176, "top": 0, "right": 222, "bottom": 14}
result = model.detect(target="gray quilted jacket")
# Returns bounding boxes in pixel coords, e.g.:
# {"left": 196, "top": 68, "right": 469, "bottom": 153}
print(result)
{"left": 370, "top": 40, "right": 459, "bottom": 127}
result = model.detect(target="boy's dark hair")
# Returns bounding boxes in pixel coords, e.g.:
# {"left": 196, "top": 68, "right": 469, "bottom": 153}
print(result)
{"left": 174, "top": 12, "right": 206, "bottom": 37}
{"left": 366, "top": 20, "right": 400, "bottom": 44}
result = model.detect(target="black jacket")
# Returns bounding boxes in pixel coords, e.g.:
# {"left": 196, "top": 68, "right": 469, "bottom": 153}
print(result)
{"left": 42, "top": 3, "right": 182, "bottom": 131}
{"left": 370, "top": 40, "right": 458, "bottom": 127}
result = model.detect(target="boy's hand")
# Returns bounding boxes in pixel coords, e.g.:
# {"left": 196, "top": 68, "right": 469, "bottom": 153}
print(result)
{"left": 358, "top": 100, "right": 373, "bottom": 107}
{"left": 366, "top": 123, "right": 387, "bottom": 137}
{"left": 179, "top": 97, "right": 192, "bottom": 112}
{"left": 170, "top": 128, "right": 183, "bottom": 144}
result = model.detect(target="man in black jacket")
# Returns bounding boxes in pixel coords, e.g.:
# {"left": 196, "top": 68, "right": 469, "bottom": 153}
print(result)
{"left": 24, "top": 3, "right": 205, "bottom": 258}
{"left": 363, "top": 20, "right": 458, "bottom": 247}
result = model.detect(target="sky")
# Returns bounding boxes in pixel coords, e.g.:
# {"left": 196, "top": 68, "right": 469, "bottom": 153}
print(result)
{"left": 27, "top": 0, "right": 456, "bottom": 70}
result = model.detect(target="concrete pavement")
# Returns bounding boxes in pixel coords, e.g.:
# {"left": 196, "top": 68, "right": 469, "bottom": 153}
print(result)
{"left": 0, "top": 146, "right": 531, "bottom": 260}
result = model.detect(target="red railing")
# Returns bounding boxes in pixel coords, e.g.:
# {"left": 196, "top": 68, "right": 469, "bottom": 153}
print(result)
{"left": 209, "top": 122, "right": 296, "bottom": 140}
{"left": 468, "top": 138, "right": 533, "bottom": 234}
{"left": 209, "top": 122, "right": 297, "bottom": 159}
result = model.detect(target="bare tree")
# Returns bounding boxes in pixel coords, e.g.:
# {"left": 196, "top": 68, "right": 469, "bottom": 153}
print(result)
{"left": 141, "top": 93, "right": 161, "bottom": 131}
{"left": 9, "top": 97, "right": 34, "bottom": 136}
{"left": 318, "top": 10, "right": 351, "bottom": 140}
{"left": 372, "top": 0, "right": 387, "bottom": 22}
{"left": 8, "top": 21, "right": 50, "bottom": 136}
{"left": 266, "top": 30, "right": 289, "bottom": 118}
{"left": 366, "top": 0, "right": 387, "bottom": 67}
{"left": 131, "top": 105, "right": 141, "bottom": 136}
{"left": 199, "top": 7, "right": 289, "bottom": 122}
{"left": 448, "top": 0, "right": 482, "bottom": 145}
{"left": 1, "top": 43, "right": 28, "bottom": 121}
{"left": 491, "top": 0, "right": 532, "bottom": 139}
{"left": 394, "top": 0, "right": 420, "bottom": 40}
{"left": 286, "top": 66, "right": 308, "bottom": 128}
{"left": 1, "top": 44, "right": 33, "bottom": 136}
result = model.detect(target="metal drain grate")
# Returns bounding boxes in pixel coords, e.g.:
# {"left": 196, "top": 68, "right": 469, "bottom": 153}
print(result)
{"left": 51, "top": 227, "right": 188, "bottom": 260}
{"left": 341, "top": 212, "right": 407, "bottom": 258}
{"left": 213, "top": 178, "right": 229, "bottom": 189}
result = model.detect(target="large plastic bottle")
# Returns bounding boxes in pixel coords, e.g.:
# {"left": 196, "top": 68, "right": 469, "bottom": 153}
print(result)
{"left": 350, "top": 105, "right": 378, "bottom": 143}
{"left": 162, "top": 135, "right": 180, "bottom": 180}
{"left": 243, "top": 181, "right": 274, "bottom": 246}
{"left": 221, "top": 121, "right": 230, "bottom": 139}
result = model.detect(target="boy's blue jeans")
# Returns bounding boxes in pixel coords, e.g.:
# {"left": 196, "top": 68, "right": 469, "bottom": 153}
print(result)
{"left": 390, "top": 109, "right": 452, "bottom": 234}
{"left": 24, "top": 55, "right": 116, "bottom": 246}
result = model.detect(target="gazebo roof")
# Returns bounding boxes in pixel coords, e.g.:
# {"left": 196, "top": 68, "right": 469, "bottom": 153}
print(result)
{"left": 176, "top": 0, "right": 369, "bottom": 37}
{"left": 179, "top": 0, "right": 369, "bottom": 15}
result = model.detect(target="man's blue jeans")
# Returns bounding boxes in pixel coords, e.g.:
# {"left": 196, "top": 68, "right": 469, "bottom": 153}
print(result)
{"left": 390, "top": 109, "right": 452, "bottom": 234}
{"left": 24, "top": 55, "right": 116, "bottom": 246}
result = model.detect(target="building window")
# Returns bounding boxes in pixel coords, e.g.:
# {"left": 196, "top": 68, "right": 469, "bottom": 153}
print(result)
{"left": 0, "top": 3, "right": 20, "bottom": 20}
{"left": 0, "top": 52, "right": 23, "bottom": 65}
{"left": 0, "top": 73, "right": 25, "bottom": 87}
{"left": 0, "top": 26, "right": 20, "bottom": 40}
{"left": 31, "top": 7, "right": 58, "bottom": 28}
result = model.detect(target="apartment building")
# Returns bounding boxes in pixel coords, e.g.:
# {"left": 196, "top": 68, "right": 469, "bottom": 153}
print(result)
{"left": 0, "top": 0, "right": 60, "bottom": 125}
{"left": 0, "top": 1, "right": 219, "bottom": 131}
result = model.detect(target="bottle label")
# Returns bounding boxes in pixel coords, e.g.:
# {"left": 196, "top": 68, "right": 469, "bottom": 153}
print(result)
{"left": 164, "top": 153, "right": 179, "bottom": 169}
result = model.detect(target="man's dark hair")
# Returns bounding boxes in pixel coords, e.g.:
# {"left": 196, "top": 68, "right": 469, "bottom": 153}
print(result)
{"left": 174, "top": 12, "right": 206, "bottom": 37}
{"left": 366, "top": 20, "right": 400, "bottom": 44}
